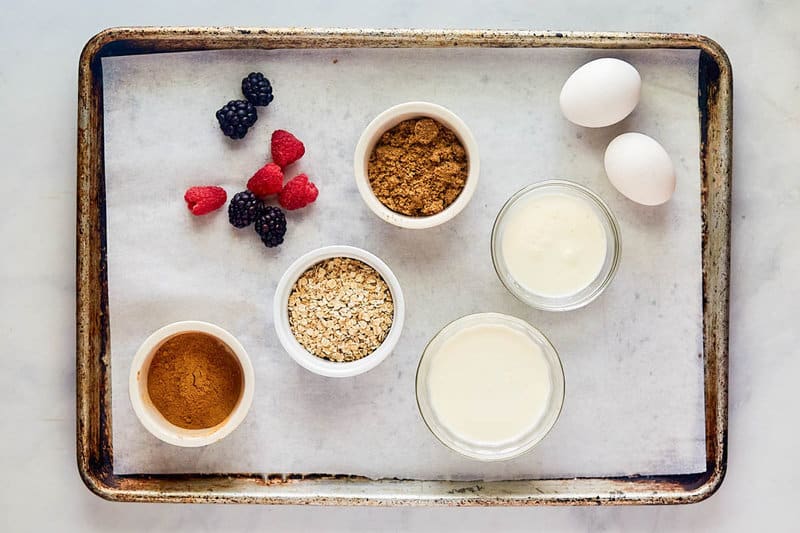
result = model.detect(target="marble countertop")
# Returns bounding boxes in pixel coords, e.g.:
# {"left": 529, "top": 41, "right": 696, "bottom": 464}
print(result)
{"left": 1, "top": 0, "right": 797, "bottom": 531}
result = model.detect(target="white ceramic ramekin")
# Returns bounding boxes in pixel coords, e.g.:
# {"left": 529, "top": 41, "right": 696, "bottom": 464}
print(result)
{"left": 129, "top": 321, "right": 254, "bottom": 447}
{"left": 273, "top": 245, "right": 405, "bottom": 378}
{"left": 353, "top": 101, "right": 480, "bottom": 229}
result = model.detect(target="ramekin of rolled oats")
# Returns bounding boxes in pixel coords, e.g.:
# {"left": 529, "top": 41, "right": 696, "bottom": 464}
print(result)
{"left": 273, "top": 245, "right": 405, "bottom": 377}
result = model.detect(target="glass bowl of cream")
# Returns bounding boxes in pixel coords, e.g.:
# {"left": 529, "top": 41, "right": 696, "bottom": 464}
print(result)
{"left": 491, "top": 180, "right": 621, "bottom": 311}
{"left": 416, "top": 313, "right": 565, "bottom": 461}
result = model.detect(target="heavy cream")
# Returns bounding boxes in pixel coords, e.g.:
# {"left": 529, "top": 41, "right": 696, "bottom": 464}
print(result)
{"left": 426, "top": 322, "right": 553, "bottom": 445}
{"left": 500, "top": 193, "right": 607, "bottom": 297}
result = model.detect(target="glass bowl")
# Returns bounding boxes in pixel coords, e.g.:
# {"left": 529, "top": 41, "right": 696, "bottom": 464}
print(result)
{"left": 491, "top": 180, "right": 621, "bottom": 311}
{"left": 415, "top": 313, "right": 565, "bottom": 461}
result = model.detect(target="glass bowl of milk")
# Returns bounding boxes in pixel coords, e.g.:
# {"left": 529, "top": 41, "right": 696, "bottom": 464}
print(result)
{"left": 491, "top": 180, "right": 621, "bottom": 311}
{"left": 416, "top": 313, "right": 565, "bottom": 461}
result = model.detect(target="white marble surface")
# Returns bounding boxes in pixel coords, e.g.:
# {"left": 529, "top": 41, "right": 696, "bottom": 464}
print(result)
{"left": 0, "top": 0, "right": 797, "bottom": 531}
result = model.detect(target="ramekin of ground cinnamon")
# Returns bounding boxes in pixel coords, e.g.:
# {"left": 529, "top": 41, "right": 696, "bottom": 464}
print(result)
{"left": 129, "top": 321, "right": 254, "bottom": 447}
{"left": 354, "top": 102, "right": 480, "bottom": 229}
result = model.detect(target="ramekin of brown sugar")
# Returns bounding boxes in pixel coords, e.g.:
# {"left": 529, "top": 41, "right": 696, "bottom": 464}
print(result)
{"left": 354, "top": 102, "right": 480, "bottom": 229}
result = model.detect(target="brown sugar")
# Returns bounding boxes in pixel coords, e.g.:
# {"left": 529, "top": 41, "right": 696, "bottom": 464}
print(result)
{"left": 146, "top": 332, "right": 243, "bottom": 430}
{"left": 367, "top": 117, "right": 468, "bottom": 216}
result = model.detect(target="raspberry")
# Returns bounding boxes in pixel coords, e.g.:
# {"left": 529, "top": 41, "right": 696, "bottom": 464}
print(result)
{"left": 184, "top": 186, "right": 227, "bottom": 215}
{"left": 247, "top": 163, "right": 284, "bottom": 197}
{"left": 271, "top": 130, "right": 305, "bottom": 168}
{"left": 254, "top": 206, "right": 287, "bottom": 248}
{"left": 278, "top": 174, "right": 318, "bottom": 210}
{"left": 228, "top": 190, "right": 264, "bottom": 228}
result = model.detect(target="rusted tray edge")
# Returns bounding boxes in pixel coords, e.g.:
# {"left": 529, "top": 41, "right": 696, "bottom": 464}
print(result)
{"left": 77, "top": 27, "right": 731, "bottom": 505}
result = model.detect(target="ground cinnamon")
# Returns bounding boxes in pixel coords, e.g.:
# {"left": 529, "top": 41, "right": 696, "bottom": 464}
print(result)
{"left": 367, "top": 117, "right": 468, "bottom": 216}
{"left": 146, "top": 332, "right": 243, "bottom": 430}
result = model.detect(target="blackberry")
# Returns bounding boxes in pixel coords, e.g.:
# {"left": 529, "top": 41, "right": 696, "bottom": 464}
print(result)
{"left": 241, "top": 72, "right": 274, "bottom": 107}
{"left": 215, "top": 100, "right": 258, "bottom": 139}
{"left": 254, "top": 206, "right": 287, "bottom": 248}
{"left": 228, "top": 191, "right": 264, "bottom": 228}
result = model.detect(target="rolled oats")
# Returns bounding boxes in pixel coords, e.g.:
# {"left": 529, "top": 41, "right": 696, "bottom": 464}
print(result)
{"left": 288, "top": 257, "right": 394, "bottom": 362}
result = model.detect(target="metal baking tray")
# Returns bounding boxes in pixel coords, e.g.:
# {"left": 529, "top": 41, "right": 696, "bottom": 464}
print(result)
{"left": 77, "top": 27, "right": 731, "bottom": 505}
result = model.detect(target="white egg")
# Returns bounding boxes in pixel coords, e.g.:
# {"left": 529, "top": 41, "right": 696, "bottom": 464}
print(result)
{"left": 604, "top": 132, "right": 676, "bottom": 206}
{"left": 560, "top": 58, "right": 641, "bottom": 128}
